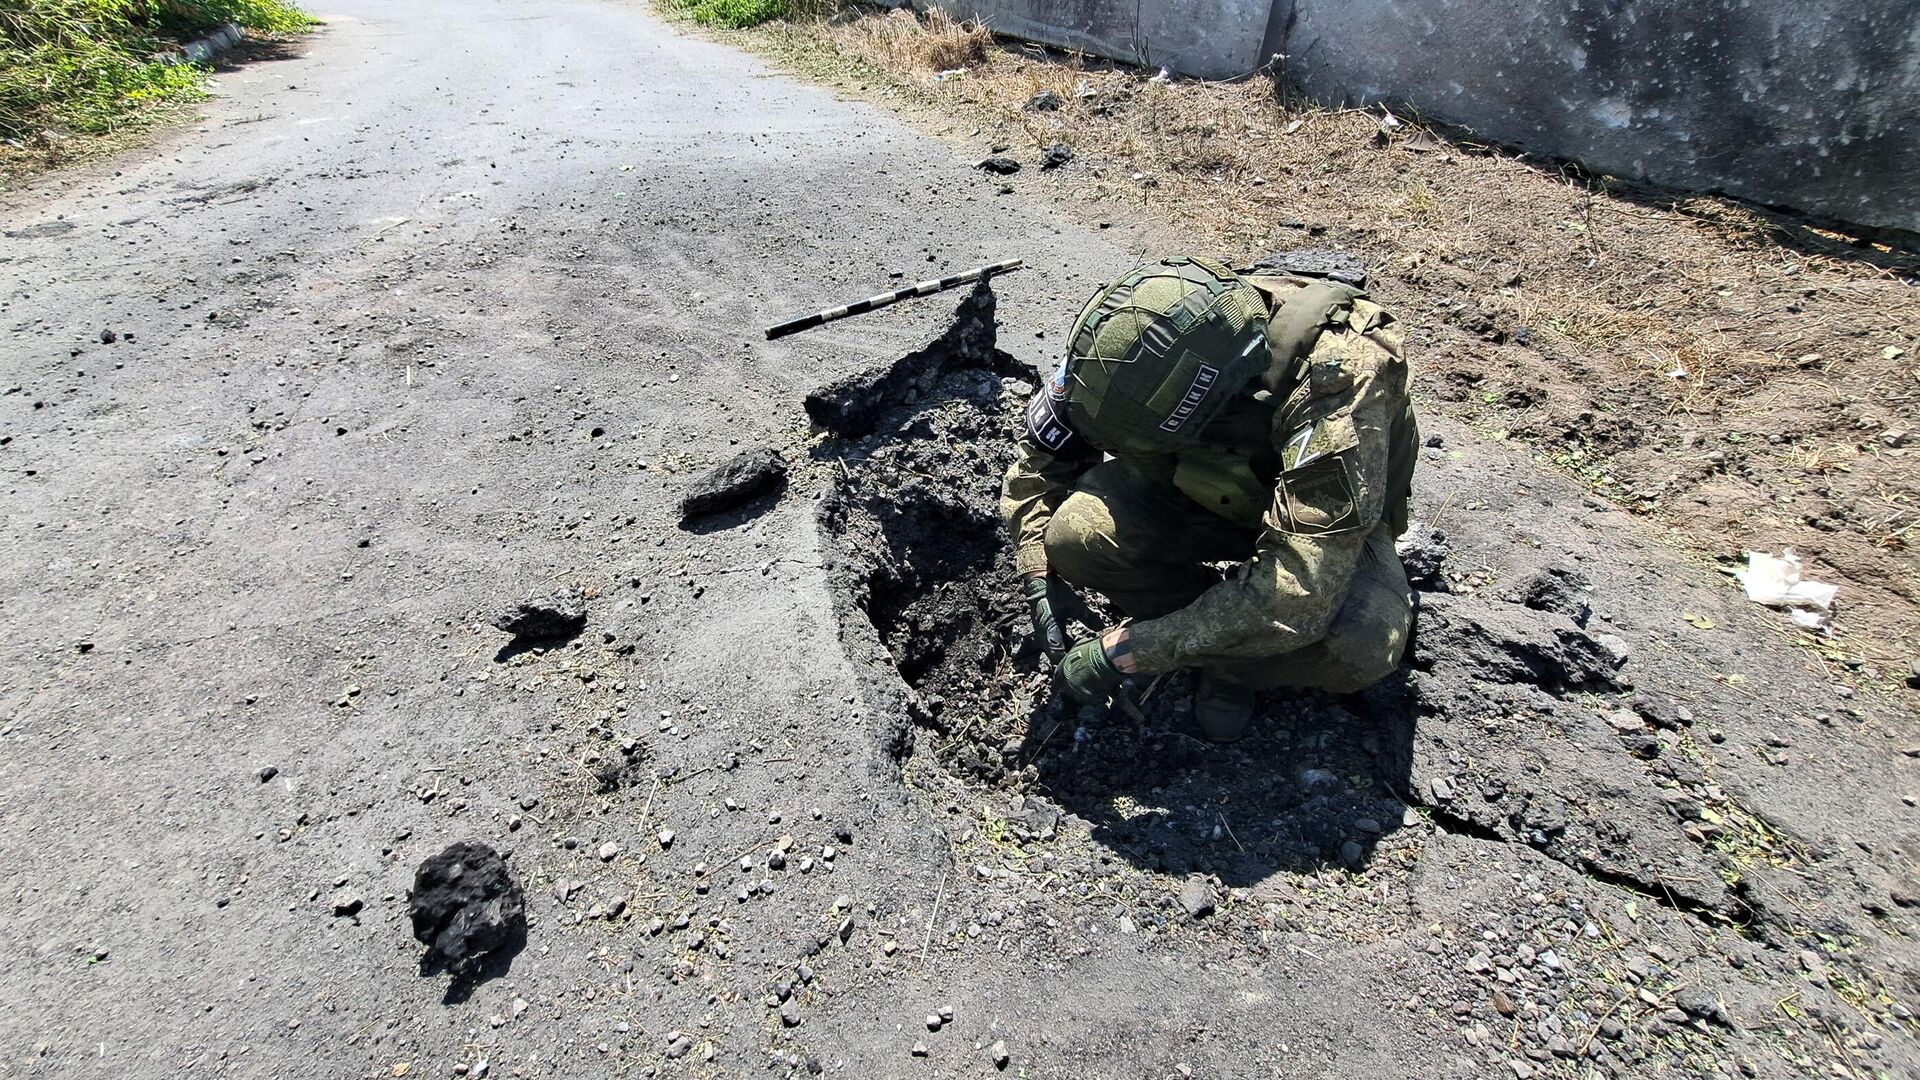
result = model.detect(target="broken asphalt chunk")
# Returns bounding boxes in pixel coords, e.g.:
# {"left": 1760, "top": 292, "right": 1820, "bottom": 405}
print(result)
{"left": 491, "top": 587, "right": 586, "bottom": 641}
{"left": 678, "top": 446, "right": 786, "bottom": 522}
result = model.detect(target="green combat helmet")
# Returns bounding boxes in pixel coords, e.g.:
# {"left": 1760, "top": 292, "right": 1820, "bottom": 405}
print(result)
{"left": 1059, "top": 256, "right": 1270, "bottom": 453}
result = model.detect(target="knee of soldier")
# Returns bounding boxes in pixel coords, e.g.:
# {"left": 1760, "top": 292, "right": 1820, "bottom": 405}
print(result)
{"left": 1042, "top": 493, "right": 1124, "bottom": 587}
{"left": 1318, "top": 642, "right": 1401, "bottom": 694}
{"left": 1318, "top": 592, "right": 1413, "bottom": 693}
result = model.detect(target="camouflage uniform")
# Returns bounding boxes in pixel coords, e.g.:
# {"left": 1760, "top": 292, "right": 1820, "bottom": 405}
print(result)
{"left": 1001, "top": 273, "right": 1418, "bottom": 692}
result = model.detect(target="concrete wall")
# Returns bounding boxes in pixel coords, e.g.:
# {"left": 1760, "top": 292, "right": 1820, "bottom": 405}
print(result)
{"left": 939, "top": 0, "right": 1920, "bottom": 234}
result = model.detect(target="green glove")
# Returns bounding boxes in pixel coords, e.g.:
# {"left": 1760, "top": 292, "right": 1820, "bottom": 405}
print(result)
{"left": 1059, "top": 637, "right": 1125, "bottom": 705}
{"left": 1022, "top": 576, "right": 1072, "bottom": 662}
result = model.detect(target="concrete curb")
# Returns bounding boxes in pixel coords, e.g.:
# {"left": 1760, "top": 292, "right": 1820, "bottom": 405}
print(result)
{"left": 164, "top": 23, "right": 246, "bottom": 66}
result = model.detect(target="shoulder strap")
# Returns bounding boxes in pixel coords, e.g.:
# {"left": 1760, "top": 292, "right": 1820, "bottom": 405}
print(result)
{"left": 1242, "top": 274, "right": 1363, "bottom": 396}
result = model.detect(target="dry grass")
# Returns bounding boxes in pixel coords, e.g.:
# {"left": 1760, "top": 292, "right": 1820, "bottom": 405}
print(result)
{"left": 835, "top": 7, "right": 987, "bottom": 71}
{"left": 745, "top": 9, "right": 1920, "bottom": 675}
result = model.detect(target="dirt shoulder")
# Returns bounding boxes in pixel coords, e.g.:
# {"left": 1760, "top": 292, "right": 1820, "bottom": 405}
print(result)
{"left": 717, "top": 8, "right": 1920, "bottom": 698}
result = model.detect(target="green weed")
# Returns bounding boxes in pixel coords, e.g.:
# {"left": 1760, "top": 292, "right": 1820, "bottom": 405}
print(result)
{"left": 663, "top": 0, "right": 798, "bottom": 30}
{"left": 0, "top": 0, "right": 313, "bottom": 145}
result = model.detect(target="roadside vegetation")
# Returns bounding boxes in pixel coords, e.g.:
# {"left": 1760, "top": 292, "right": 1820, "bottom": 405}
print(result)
{"left": 659, "top": 0, "right": 820, "bottom": 31}
{"left": 0, "top": 0, "right": 312, "bottom": 169}
{"left": 683, "top": 3, "right": 1920, "bottom": 690}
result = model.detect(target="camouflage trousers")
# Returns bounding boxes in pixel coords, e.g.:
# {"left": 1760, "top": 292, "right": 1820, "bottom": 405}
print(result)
{"left": 1042, "top": 460, "right": 1412, "bottom": 692}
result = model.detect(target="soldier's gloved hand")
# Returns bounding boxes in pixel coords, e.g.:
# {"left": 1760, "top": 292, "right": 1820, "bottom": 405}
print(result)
{"left": 1022, "top": 575, "right": 1073, "bottom": 662}
{"left": 1058, "top": 637, "right": 1126, "bottom": 705}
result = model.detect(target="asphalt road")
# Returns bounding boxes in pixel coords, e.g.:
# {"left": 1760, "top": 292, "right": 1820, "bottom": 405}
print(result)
{"left": 5, "top": 3, "right": 1917, "bottom": 1079}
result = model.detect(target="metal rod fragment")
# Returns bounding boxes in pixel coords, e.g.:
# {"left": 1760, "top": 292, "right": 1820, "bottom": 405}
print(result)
{"left": 764, "top": 258, "right": 1023, "bottom": 340}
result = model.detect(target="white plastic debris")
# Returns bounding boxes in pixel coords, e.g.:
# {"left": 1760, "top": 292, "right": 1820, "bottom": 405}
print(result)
{"left": 1734, "top": 549, "right": 1837, "bottom": 632}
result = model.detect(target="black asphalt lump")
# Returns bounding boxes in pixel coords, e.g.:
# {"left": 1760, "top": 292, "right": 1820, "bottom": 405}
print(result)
{"left": 408, "top": 841, "right": 527, "bottom": 979}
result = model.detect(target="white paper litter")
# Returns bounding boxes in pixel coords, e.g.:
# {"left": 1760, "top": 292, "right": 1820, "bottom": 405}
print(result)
{"left": 1735, "top": 549, "right": 1838, "bottom": 632}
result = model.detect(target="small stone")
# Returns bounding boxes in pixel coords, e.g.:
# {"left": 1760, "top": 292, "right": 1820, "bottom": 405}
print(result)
{"left": 911, "top": 1042, "right": 929, "bottom": 1057}
{"left": 768, "top": 850, "right": 787, "bottom": 870}
{"left": 597, "top": 842, "right": 620, "bottom": 862}
{"left": 665, "top": 1035, "right": 693, "bottom": 1059}
{"left": 1038, "top": 144, "right": 1073, "bottom": 170}
{"left": 1429, "top": 776, "right": 1455, "bottom": 801}
{"left": 1594, "top": 634, "right": 1631, "bottom": 666}
{"left": 256, "top": 766, "right": 278, "bottom": 783}
{"left": 1023, "top": 90, "right": 1062, "bottom": 112}
{"left": 976, "top": 156, "right": 1021, "bottom": 175}
{"left": 330, "top": 889, "right": 364, "bottom": 918}
{"left": 1296, "top": 767, "right": 1339, "bottom": 792}
{"left": 1491, "top": 989, "right": 1516, "bottom": 1016}
{"left": 925, "top": 1014, "right": 942, "bottom": 1031}
{"left": 1179, "top": 878, "right": 1216, "bottom": 918}
{"left": 1606, "top": 709, "right": 1645, "bottom": 733}
{"left": 989, "top": 1040, "right": 1009, "bottom": 1069}
{"left": 780, "top": 1005, "right": 801, "bottom": 1028}
{"left": 657, "top": 828, "right": 675, "bottom": 849}
{"left": 833, "top": 824, "right": 853, "bottom": 845}
{"left": 939, "top": 1005, "right": 954, "bottom": 1022}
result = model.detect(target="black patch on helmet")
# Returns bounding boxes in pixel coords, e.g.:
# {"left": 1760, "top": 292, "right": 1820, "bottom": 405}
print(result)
{"left": 1025, "top": 387, "right": 1084, "bottom": 454}
{"left": 1158, "top": 364, "right": 1219, "bottom": 434}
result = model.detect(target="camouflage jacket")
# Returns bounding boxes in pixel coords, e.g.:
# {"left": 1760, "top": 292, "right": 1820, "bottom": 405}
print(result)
{"left": 999, "top": 275, "right": 1418, "bottom": 672}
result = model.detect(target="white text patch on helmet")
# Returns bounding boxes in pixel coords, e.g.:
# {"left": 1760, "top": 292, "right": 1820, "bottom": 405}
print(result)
{"left": 1158, "top": 364, "right": 1220, "bottom": 434}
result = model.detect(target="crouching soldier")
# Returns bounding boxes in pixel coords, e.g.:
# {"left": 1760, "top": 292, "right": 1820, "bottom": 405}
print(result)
{"left": 1002, "top": 256, "right": 1418, "bottom": 741}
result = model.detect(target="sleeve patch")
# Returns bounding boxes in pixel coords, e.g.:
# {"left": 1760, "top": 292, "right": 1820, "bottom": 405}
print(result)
{"left": 1025, "top": 386, "right": 1085, "bottom": 454}
{"left": 1280, "top": 412, "right": 1358, "bottom": 471}
{"left": 1274, "top": 413, "right": 1363, "bottom": 535}
{"left": 1273, "top": 454, "right": 1364, "bottom": 535}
